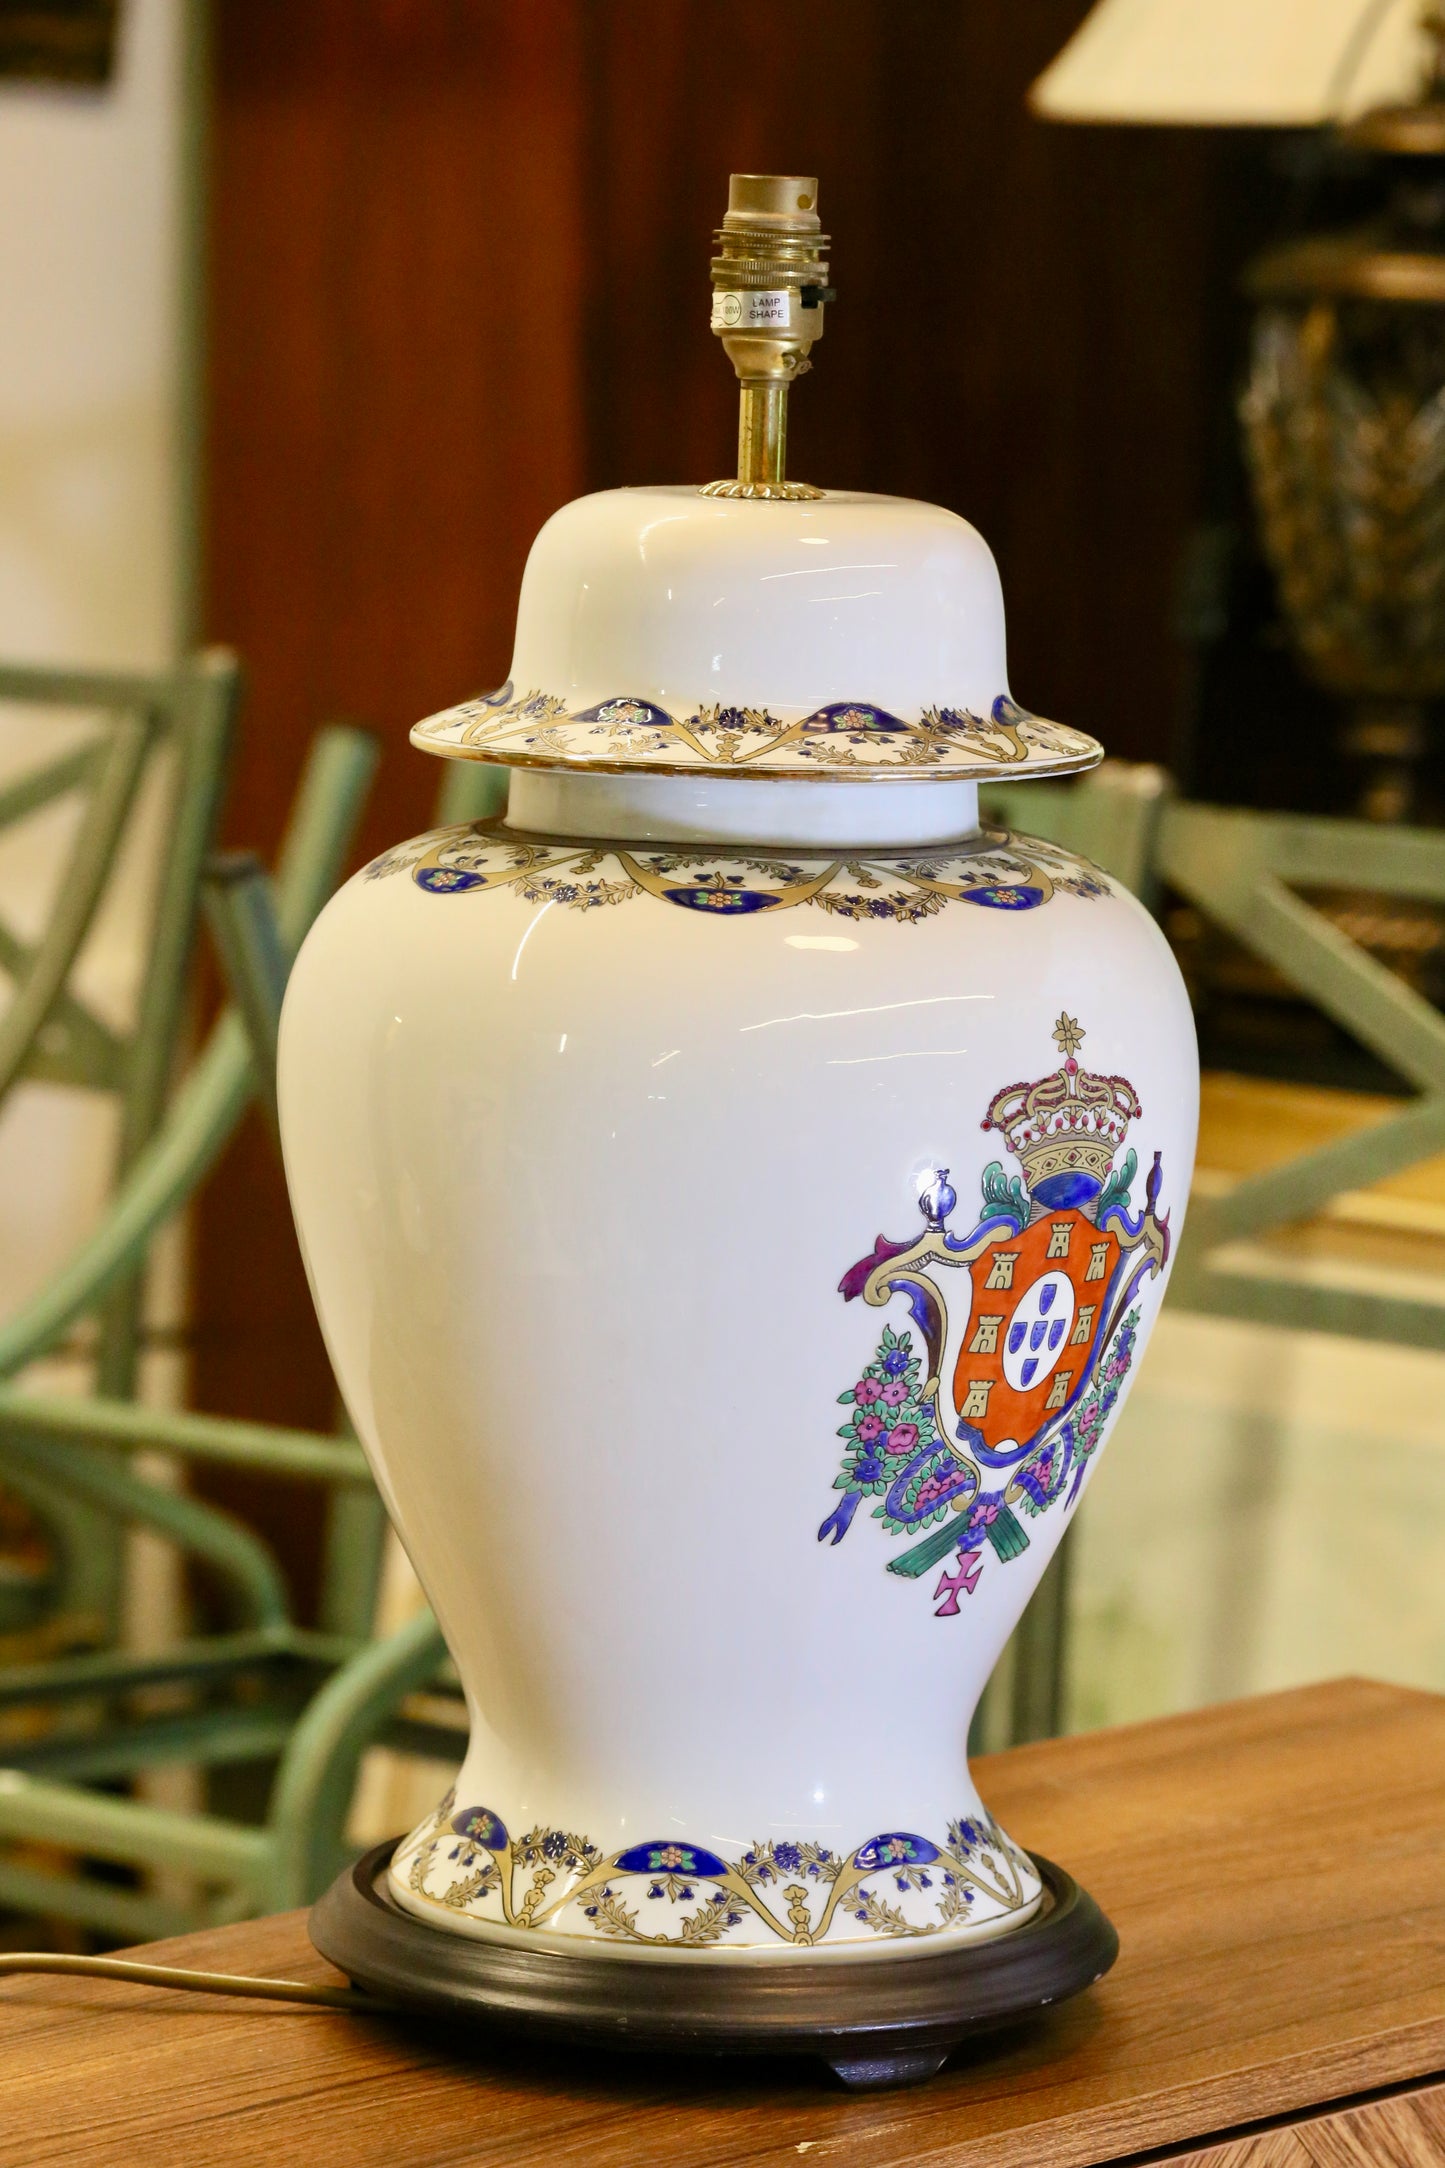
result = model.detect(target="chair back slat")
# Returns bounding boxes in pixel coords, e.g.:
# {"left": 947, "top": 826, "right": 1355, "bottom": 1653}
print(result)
{"left": 981, "top": 759, "right": 1171, "bottom": 901}
{"left": 972, "top": 764, "right": 1445, "bottom": 1750}
{"left": 0, "top": 711, "right": 153, "bottom": 1105}
{"left": 115, "top": 653, "right": 240, "bottom": 1173}
{"left": 0, "top": 650, "right": 239, "bottom": 1135}
{"left": 0, "top": 651, "right": 240, "bottom": 1402}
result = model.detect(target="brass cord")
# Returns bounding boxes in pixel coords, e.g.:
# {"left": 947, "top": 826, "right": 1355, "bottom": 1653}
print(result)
{"left": 0, "top": 1951, "right": 387, "bottom": 2011}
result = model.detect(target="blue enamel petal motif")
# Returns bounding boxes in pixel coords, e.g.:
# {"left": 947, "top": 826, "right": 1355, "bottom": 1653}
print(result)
{"left": 958, "top": 885, "right": 1045, "bottom": 911}
{"left": 417, "top": 867, "right": 485, "bottom": 893}
{"left": 572, "top": 696, "right": 674, "bottom": 733}
{"left": 660, "top": 887, "right": 781, "bottom": 914}
{"left": 615, "top": 1841, "right": 729, "bottom": 1877}
{"left": 450, "top": 1805, "right": 509, "bottom": 1849}
{"left": 853, "top": 1832, "right": 941, "bottom": 1871}
{"left": 800, "top": 703, "right": 909, "bottom": 734}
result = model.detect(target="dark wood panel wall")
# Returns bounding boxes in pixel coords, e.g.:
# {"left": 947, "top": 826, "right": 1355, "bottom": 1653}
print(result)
{"left": 199, "top": 0, "right": 1236, "bottom": 1602}
{"left": 576, "top": 2, "right": 1233, "bottom": 750}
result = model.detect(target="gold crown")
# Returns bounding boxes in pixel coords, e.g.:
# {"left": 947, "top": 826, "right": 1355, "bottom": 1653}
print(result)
{"left": 982, "top": 1015, "right": 1140, "bottom": 1203}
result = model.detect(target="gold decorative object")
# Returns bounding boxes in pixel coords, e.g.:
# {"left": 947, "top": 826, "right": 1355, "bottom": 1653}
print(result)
{"left": 1241, "top": 13, "right": 1445, "bottom": 819}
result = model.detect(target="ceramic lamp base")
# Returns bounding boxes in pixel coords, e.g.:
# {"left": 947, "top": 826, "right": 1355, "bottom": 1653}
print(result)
{"left": 310, "top": 1841, "right": 1117, "bottom": 2091}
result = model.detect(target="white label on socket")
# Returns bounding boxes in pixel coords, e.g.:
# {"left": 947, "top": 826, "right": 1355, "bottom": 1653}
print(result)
{"left": 711, "top": 289, "right": 791, "bottom": 330}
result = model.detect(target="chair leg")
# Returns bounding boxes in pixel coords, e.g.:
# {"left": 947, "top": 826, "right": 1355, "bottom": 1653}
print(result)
{"left": 1008, "top": 1530, "right": 1073, "bottom": 1745}
{"left": 0, "top": 1460, "right": 116, "bottom": 1642}
{"left": 263, "top": 1607, "right": 448, "bottom": 1911}
{"left": 201, "top": 852, "right": 289, "bottom": 1139}
{"left": 968, "top": 1531, "right": 1074, "bottom": 1756}
{"left": 317, "top": 1483, "right": 389, "bottom": 1642}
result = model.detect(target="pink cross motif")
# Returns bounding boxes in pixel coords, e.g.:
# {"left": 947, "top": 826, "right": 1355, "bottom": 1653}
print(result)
{"left": 933, "top": 1549, "right": 984, "bottom": 1616}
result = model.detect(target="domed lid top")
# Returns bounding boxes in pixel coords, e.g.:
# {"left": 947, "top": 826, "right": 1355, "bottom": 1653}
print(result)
{"left": 412, "top": 486, "right": 1102, "bottom": 783}
{"left": 413, "top": 174, "right": 1102, "bottom": 786}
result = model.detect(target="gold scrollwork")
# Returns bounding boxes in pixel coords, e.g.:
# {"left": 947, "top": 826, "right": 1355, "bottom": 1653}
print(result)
{"left": 363, "top": 815, "right": 1111, "bottom": 925}
{"left": 412, "top": 685, "right": 1102, "bottom": 782}
{"left": 394, "top": 1803, "right": 1038, "bottom": 1951}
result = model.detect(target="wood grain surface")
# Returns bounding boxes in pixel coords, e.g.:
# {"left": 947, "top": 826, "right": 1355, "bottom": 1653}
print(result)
{"left": 0, "top": 1678, "right": 1441, "bottom": 2168}
{"left": 1152, "top": 2075, "right": 1445, "bottom": 2164}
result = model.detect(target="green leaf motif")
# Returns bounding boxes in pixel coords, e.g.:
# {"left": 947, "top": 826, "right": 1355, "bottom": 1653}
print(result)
{"left": 980, "top": 1160, "right": 1029, "bottom": 1222}
{"left": 1095, "top": 1147, "right": 1137, "bottom": 1223}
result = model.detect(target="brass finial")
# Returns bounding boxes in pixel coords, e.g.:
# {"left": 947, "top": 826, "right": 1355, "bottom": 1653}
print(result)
{"left": 701, "top": 174, "right": 833, "bottom": 502}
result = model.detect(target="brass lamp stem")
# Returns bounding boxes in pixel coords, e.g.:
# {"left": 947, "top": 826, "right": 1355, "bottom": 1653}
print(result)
{"left": 738, "top": 382, "right": 788, "bottom": 491}
{"left": 702, "top": 174, "right": 832, "bottom": 502}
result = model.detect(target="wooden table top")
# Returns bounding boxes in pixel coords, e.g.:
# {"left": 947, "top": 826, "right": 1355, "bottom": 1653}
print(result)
{"left": 1, "top": 1677, "right": 1442, "bottom": 2168}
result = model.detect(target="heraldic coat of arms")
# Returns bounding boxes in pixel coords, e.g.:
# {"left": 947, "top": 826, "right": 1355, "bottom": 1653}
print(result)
{"left": 821, "top": 1015, "right": 1170, "bottom": 1617}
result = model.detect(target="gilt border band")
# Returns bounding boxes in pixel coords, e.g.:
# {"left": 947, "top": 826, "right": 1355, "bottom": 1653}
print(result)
{"left": 392, "top": 1790, "right": 1043, "bottom": 1951}
{"left": 363, "top": 817, "right": 1111, "bottom": 922}
{"left": 411, "top": 685, "right": 1103, "bottom": 781}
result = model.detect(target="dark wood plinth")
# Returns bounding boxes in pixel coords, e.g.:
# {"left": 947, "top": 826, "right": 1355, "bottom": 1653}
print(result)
{"left": 309, "top": 1842, "right": 1117, "bottom": 2089}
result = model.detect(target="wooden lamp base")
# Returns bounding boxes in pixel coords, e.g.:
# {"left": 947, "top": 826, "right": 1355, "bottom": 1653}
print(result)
{"left": 310, "top": 1840, "right": 1117, "bottom": 2090}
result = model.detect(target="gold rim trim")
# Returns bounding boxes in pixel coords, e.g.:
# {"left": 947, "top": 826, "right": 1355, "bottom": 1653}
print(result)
{"left": 409, "top": 730, "right": 1104, "bottom": 786}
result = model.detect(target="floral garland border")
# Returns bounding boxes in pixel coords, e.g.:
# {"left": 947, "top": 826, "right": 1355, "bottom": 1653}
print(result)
{"left": 411, "top": 684, "right": 1103, "bottom": 780}
{"left": 392, "top": 1789, "right": 1040, "bottom": 1950}
{"left": 363, "top": 817, "right": 1111, "bottom": 923}
{"left": 825, "top": 1309, "right": 1140, "bottom": 1613}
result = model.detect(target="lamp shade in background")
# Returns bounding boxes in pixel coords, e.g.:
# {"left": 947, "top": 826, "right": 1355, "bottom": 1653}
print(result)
{"left": 1031, "top": 0, "right": 1431, "bottom": 127}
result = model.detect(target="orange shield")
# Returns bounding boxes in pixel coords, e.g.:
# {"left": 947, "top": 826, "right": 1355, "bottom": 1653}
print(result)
{"left": 950, "top": 1211, "right": 1120, "bottom": 1464}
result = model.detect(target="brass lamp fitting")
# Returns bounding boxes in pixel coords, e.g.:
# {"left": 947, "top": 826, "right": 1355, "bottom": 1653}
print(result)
{"left": 701, "top": 174, "right": 833, "bottom": 501}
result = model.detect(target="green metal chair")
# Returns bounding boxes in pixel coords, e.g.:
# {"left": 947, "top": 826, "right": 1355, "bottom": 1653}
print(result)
{"left": 0, "top": 725, "right": 431, "bottom": 1938}
{"left": 0, "top": 653, "right": 241, "bottom": 1383}
{"left": 977, "top": 764, "right": 1445, "bottom": 1747}
{"left": 0, "top": 732, "right": 501, "bottom": 1939}
{"left": 0, "top": 654, "right": 241, "bottom": 1640}
{"left": 1151, "top": 801, "right": 1445, "bottom": 1347}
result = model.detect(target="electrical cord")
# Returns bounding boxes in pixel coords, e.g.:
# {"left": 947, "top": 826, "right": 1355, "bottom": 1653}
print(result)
{"left": 0, "top": 1951, "right": 387, "bottom": 2011}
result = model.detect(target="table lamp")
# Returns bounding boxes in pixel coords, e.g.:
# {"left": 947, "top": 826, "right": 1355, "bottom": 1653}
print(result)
{"left": 279, "top": 174, "right": 1200, "bottom": 2087}
{"left": 1035, "top": 0, "right": 1445, "bottom": 822}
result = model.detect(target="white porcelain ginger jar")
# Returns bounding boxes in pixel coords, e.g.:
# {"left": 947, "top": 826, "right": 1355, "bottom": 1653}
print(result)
{"left": 278, "top": 175, "right": 1198, "bottom": 1970}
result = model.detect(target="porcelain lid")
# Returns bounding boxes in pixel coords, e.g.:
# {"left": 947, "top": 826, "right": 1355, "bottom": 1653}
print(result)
{"left": 412, "top": 487, "right": 1102, "bottom": 784}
